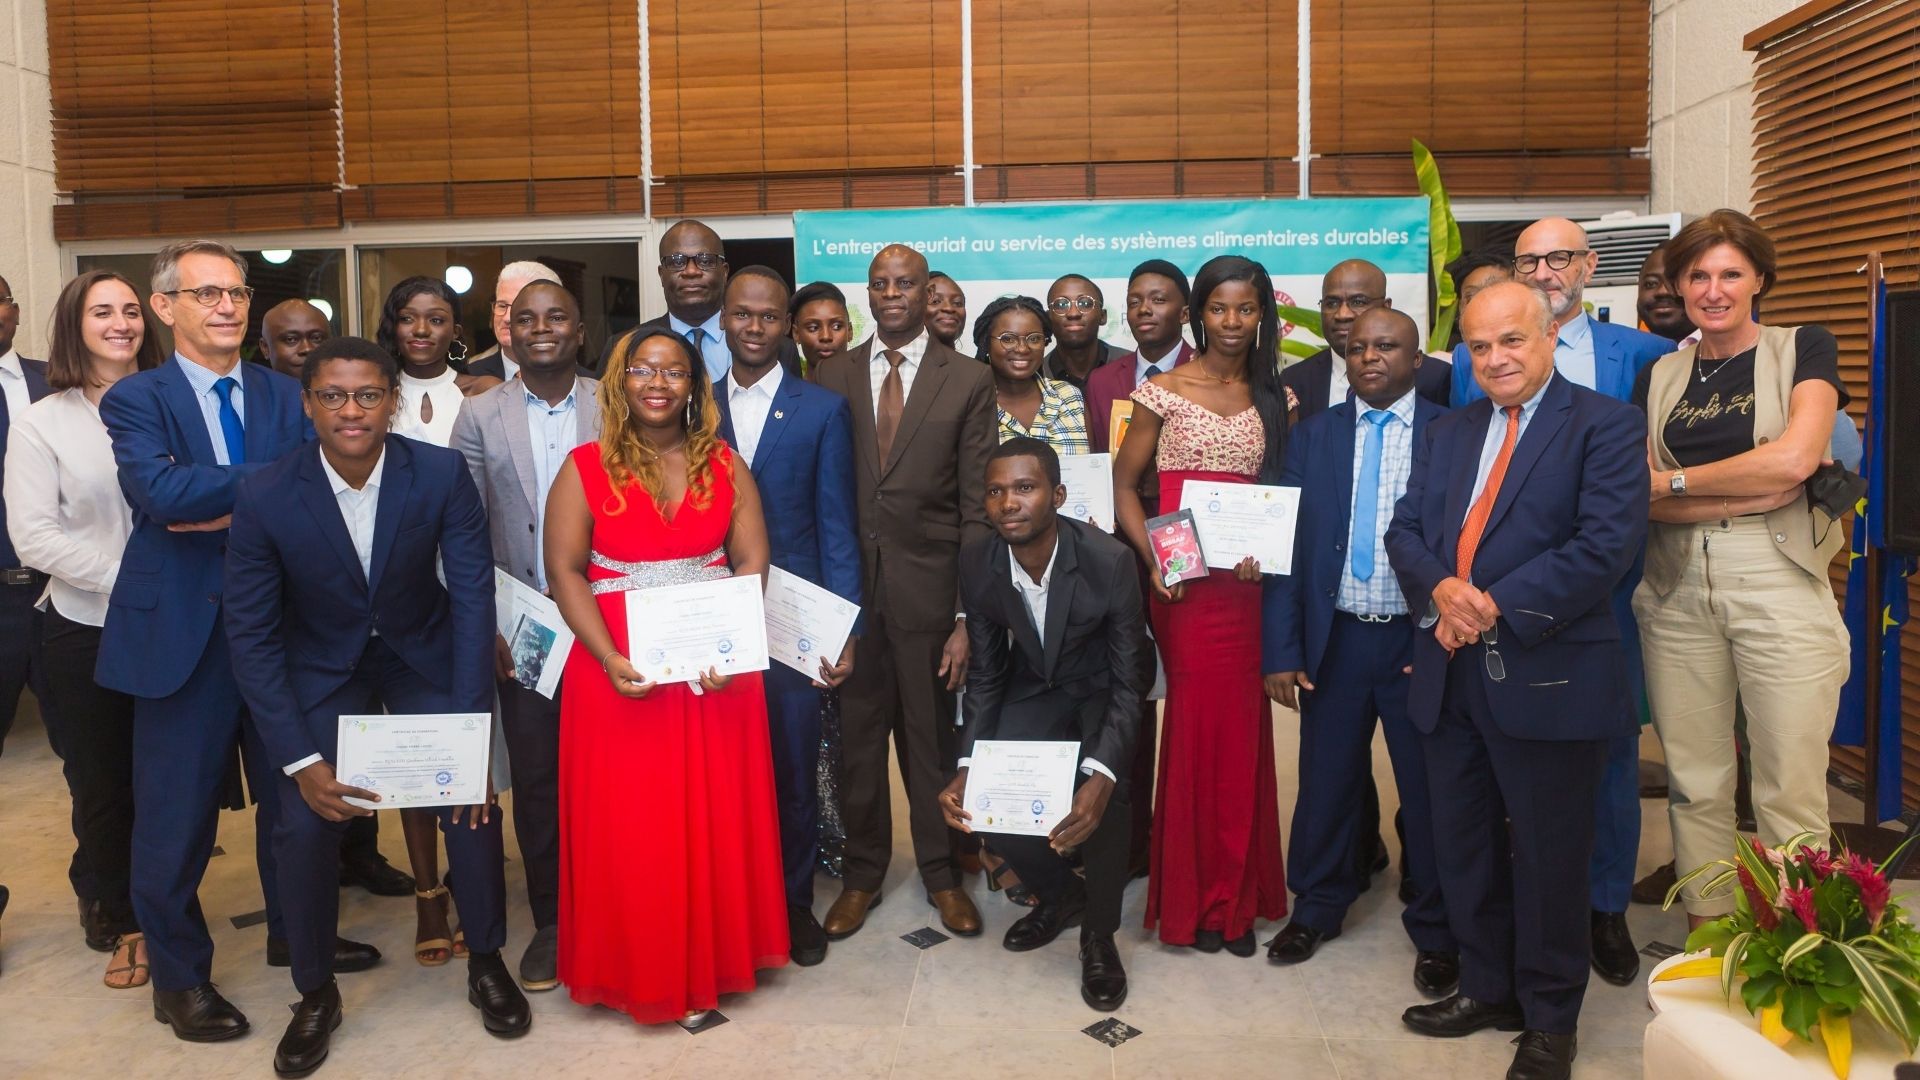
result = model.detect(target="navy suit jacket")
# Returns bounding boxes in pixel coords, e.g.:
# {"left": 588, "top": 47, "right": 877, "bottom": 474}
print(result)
{"left": 1451, "top": 317, "right": 1672, "bottom": 406}
{"left": 96, "top": 357, "right": 310, "bottom": 699}
{"left": 1262, "top": 394, "right": 1447, "bottom": 681}
{"left": 0, "top": 356, "right": 53, "bottom": 569}
{"left": 1384, "top": 373, "right": 1647, "bottom": 741}
{"left": 715, "top": 369, "right": 863, "bottom": 618}
{"left": 1283, "top": 347, "right": 1453, "bottom": 420}
{"left": 223, "top": 436, "right": 495, "bottom": 770}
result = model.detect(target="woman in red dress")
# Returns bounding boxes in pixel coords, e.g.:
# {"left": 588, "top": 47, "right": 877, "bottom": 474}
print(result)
{"left": 1113, "top": 255, "right": 1289, "bottom": 957}
{"left": 546, "top": 327, "right": 789, "bottom": 1026}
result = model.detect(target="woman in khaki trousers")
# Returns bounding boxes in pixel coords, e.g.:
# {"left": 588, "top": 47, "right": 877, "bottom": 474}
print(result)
{"left": 1631, "top": 209, "right": 1851, "bottom": 928}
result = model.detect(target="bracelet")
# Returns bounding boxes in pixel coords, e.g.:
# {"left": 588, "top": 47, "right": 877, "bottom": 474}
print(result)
{"left": 600, "top": 650, "right": 622, "bottom": 674}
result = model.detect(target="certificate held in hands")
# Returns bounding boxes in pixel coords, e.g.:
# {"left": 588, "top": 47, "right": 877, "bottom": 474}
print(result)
{"left": 623, "top": 575, "right": 771, "bottom": 685}
{"left": 1057, "top": 453, "right": 1114, "bottom": 531}
{"left": 336, "top": 713, "right": 492, "bottom": 810}
{"left": 763, "top": 566, "right": 858, "bottom": 680}
{"left": 963, "top": 740, "right": 1081, "bottom": 837}
{"left": 1180, "top": 480, "right": 1301, "bottom": 575}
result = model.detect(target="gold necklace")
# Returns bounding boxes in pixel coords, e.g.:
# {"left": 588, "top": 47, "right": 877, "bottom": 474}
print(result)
{"left": 1195, "top": 359, "right": 1242, "bottom": 385}
{"left": 642, "top": 436, "right": 688, "bottom": 457}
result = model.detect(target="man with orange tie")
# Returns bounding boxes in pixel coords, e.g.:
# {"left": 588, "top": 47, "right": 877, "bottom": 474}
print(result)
{"left": 1384, "top": 282, "right": 1646, "bottom": 1080}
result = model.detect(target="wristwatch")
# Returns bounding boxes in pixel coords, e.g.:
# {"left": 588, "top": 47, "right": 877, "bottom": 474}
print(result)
{"left": 1670, "top": 470, "right": 1688, "bottom": 496}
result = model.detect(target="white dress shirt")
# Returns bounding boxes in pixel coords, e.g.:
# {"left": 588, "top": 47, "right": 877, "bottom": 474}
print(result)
{"left": 726, "top": 362, "right": 783, "bottom": 467}
{"left": 1133, "top": 342, "right": 1180, "bottom": 388}
{"left": 866, "top": 329, "right": 930, "bottom": 417}
{"left": 174, "top": 352, "right": 245, "bottom": 465}
{"left": 670, "top": 311, "right": 731, "bottom": 383}
{"left": 0, "top": 348, "right": 29, "bottom": 421}
{"left": 1327, "top": 348, "right": 1351, "bottom": 407}
{"left": 285, "top": 447, "right": 387, "bottom": 776}
{"left": 4, "top": 389, "right": 134, "bottom": 625}
{"left": 1554, "top": 312, "right": 1598, "bottom": 391}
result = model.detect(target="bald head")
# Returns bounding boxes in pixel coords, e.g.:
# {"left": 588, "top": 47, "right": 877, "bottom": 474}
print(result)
{"left": 1461, "top": 281, "right": 1557, "bottom": 407}
{"left": 261, "top": 299, "right": 331, "bottom": 378}
{"left": 658, "top": 219, "right": 728, "bottom": 324}
{"left": 1513, "top": 217, "right": 1597, "bottom": 322}
{"left": 1320, "top": 258, "right": 1390, "bottom": 356}
{"left": 867, "top": 244, "right": 929, "bottom": 345}
{"left": 1345, "top": 306, "right": 1423, "bottom": 409}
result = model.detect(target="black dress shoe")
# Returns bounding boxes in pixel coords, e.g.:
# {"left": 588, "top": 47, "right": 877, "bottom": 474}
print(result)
{"left": 1266, "top": 921, "right": 1335, "bottom": 964}
{"left": 152, "top": 982, "right": 250, "bottom": 1042}
{"left": 274, "top": 979, "right": 342, "bottom": 1078}
{"left": 1402, "top": 993, "right": 1525, "bottom": 1038}
{"left": 1222, "top": 930, "right": 1256, "bottom": 958}
{"left": 468, "top": 952, "right": 532, "bottom": 1038}
{"left": 338, "top": 856, "right": 414, "bottom": 897}
{"left": 789, "top": 905, "right": 828, "bottom": 967}
{"left": 1398, "top": 876, "right": 1418, "bottom": 905}
{"left": 1631, "top": 862, "right": 1677, "bottom": 906}
{"left": 1414, "top": 950, "right": 1460, "bottom": 997}
{"left": 267, "top": 936, "right": 383, "bottom": 974}
{"left": 1590, "top": 910, "right": 1639, "bottom": 985}
{"left": 1079, "top": 934, "right": 1128, "bottom": 1011}
{"left": 1506, "top": 1030, "right": 1576, "bottom": 1080}
{"left": 79, "top": 898, "right": 117, "bottom": 953}
{"left": 1191, "top": 929, "right": 1225, "bottom": 953}
{"left": 1003, "top": 892, "right": 1086, "bottom": 952}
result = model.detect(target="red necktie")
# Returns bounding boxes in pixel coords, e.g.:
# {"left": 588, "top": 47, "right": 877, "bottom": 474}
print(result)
{"left": 1456, "top": 405, "right": 1522, "bottom": 581}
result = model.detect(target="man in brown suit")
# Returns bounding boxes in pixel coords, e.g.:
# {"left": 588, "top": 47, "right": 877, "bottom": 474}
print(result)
{"left": 813, "top": 245, "right": 997, "bottom": 939}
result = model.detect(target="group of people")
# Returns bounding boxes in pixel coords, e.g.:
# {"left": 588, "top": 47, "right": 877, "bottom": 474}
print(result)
{"left": 0, "top": 206, "right": 1856, "bottom": 1080}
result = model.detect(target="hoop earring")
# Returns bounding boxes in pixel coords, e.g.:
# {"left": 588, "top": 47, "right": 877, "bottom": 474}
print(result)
{"left": 448, "top": 339, "right": 469, "bottom": 364}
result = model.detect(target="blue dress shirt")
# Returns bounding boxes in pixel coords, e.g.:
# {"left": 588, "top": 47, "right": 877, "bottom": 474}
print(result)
{"left": 1554, "top": 312, "right": 1597, "bottom": 392}
{"left": 670, "top": 311, "right": 731, "bottom": 384}
{"left": 525, "top": 385, "right": 579, "bottom": 590}
{"left": 174, "top": 353, "right": 245, "bottom": 465}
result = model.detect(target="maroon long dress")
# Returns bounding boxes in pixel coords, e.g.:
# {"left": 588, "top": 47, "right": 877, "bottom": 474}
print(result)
{"left": 557, "top": 442, "right": 789, "bottom": 1022}
{"left": 1131, "top": 381, "right": 1287, "bottom": 945}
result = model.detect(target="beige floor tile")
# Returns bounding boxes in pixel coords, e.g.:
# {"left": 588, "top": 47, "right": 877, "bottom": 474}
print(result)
{"left": 1113, "top": 1033, "right": 1339, "bottom": 1079}
{"left": 670, "top": 1020, "right": 900, "bottom": 1079}
{"left": 891, "top": 1027, "right": 1112, "bottom": 1080}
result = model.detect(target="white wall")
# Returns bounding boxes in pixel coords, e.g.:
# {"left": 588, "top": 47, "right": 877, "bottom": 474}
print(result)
{"left": 1649, "top": 0, "right": 1799, "bottom": 217}
{"left": 0, "top": 0, "right": 55, "bottom": 357}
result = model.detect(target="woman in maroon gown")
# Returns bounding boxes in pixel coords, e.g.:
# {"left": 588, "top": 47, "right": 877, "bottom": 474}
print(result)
{"left": 1113, "top": 256, "right": 1290, "bottom": 956}
{"left": 546, "top": 327, "right": 788, "bottom": 1025}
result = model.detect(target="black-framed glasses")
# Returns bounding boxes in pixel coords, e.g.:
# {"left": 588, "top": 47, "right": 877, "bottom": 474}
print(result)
{"left": 992, "top": 332, "right": 1047, "bottom": 349}
{"left": 1318, "top": 293, "right": 1381, "bottom": 313}
{"left": 1512, "top": 249, "right": 1589, "bottom": 274}
{"left": 625, "top": 365, "right": 693, "bottom": 383}
{"left": 163, "top": 285, "right": 255, "bottom": 307}
{"left": 661, "top": 253, "right": 725, "bottom": 272}
{"left": 308, "top": 387, "right": 391, "bottom": 410}
{"left": 1049, "top": 296, "right": 1098, "bottom": 312}
{"left": 1482, "top": 622, "right": 1505, "bottom": 682}
{"left": 0, "top": 295, "right": 15, "bottom": 306}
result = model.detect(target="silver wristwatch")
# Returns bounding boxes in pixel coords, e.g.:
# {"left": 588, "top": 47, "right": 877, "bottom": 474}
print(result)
{"left": 1670, "top": 470, "right": 1688, "bottom": 496}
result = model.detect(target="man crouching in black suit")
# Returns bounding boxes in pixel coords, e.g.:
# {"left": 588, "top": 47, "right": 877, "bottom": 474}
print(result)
{"left": 939, "top": 437, "right": 1149, "bottom": 1011}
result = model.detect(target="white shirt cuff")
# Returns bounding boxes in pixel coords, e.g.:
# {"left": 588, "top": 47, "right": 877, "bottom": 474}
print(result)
{"left": 1080, "top": 757, "right": 1116, "bottom": 783}
{"left": 956, "top": 756, "right": 971, "bottom": 770}
{"left": 283, "top": 753, "right": 323, "bottom": 777}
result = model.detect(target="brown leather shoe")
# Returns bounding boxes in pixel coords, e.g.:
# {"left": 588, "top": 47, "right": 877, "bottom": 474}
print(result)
{"left": 823, "top": 889, "right": 881, "bottom": 940}
{"left": 928, "top": 888, "right": 983, "bottom": 937}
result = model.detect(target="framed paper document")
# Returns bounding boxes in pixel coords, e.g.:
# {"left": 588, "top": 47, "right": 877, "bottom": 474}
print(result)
{"left": 962, "top": 739, "right": 1081, "bottom": 837}
{"left": 1179, "top": 480, "right": 1301, "bottom": 575}
{"left": 624, "top": 575, "right": 771, "bottom": 685}
{"left": 1057, "top": 452, "right": 1114, "bottom": 530}
{"left": 763, "top": 566, "right": 859, "bottom": 680}
{"left": 336, "top": 713, "right": 492, "bottom": 810}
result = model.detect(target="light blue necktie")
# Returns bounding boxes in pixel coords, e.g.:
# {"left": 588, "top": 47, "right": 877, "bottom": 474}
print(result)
{"left": 1350, "top": 409, "right": 1392, "bottom": 581}
{"left": 213, "top": 377, "right": 246, "bottom": 465}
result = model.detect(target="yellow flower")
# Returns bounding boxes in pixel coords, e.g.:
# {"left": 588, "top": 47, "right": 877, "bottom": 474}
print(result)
{"left": 1819, "top": 1009, "right": 1852, "bottom": 1079}
{"left": 1760, "top": 1003, "right": 1793, "bottom": 1047}
{"left": 1651, "top": 956, "right": 1722, "bottom": 982}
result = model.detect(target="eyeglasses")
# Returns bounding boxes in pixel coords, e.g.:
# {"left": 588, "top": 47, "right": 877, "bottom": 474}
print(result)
{"left": 308, "top": 387, "right": 392, "bottom": 410}
{"left": 1482, "top": 622, "right": 1505, "bottom": 682}
{"left": 0, "top": 295, "right": 15, "bottom": 306}
{"left": 1049, "top": 296, "right": 1098, "bottom": 312}
{"left": 661, "top": 253, "right": 725, "bottom": 272}
{"left": 163, "top": 285, "right": 255, "bottom": 307}
{"left": 624, "top": 365, "right": 693, "bottom": 383}
{"left": 1318, "top": 294, "right": 1381, "bottom": 313}
{"left": 1512, "top": 249, "right": 1590, "bottom": 274}
{"left": 992, "top": 332, "right": 1047, "bottom": 349}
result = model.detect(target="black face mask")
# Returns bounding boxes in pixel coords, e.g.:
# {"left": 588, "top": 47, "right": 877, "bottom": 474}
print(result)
{"left": 1806, "top": 460, "right": 1866, "bottom": 522}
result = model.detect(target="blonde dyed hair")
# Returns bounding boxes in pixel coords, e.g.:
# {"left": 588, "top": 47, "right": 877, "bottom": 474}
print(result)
{"left": 595, "top": 328, "right": 723, "bottom": 516}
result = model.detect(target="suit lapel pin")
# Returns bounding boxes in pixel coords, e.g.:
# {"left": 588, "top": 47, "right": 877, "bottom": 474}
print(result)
{"left": 774, "top": 410, "right": 784, "bottom": 419}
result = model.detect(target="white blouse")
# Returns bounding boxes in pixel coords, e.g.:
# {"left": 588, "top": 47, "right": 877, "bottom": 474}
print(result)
{"left": 4, "top": 388, "right": 135, "bottom": 626}
{"left": 394, "top": 366, "right": 466, "bottom": 448}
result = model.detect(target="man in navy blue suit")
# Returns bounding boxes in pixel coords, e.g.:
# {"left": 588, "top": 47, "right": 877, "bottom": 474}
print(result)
{"left": 98, "top": 241, "right": 377, "bottom": 1043}
{"left": 713, "top": 267, "right": 862, "bottom": 967}
{"left": 1386, "top": 282, "right": 1647, "bottom": 1080}
{"left": 1260, "top": 308, "right": 1456, "bottom": 992}
{"left": 225, "top": 337, "right": 529, "bottom": 1074}
{"left": 0, "top": 273, "right": 58, "bottom": 759}
{"left": 1449, "top": 219, "right": 1672, "bottom": 986}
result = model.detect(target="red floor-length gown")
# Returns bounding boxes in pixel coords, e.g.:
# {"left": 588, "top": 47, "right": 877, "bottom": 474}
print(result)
{"left": 557, "top": 442, "right": 789, "bottom": 1022}
{"left": 1131, "top": 381, "right": 1288, "bottom": 945}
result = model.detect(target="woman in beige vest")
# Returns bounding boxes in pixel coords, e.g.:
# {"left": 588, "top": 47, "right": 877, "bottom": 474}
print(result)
{"left": 1631, "top": 209, "right": 1850, "bottom": 928}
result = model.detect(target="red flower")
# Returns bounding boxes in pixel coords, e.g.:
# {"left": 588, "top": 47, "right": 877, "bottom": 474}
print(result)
{"left": 1740, "top": 863, "right": 1781, "bottom": 930}
{"left": 1843, "top": 851, "right": 1891, "bottom": 929}
{"left": 1802, "top": 848, "right": 1838, "bottom": 880}
{"left": 1782, "top": 883, "right": 1820, "bottom": 933}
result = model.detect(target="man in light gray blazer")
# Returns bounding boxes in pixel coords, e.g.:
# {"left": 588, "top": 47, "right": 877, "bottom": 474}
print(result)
{"left": 448, "top": 280, "right": 603, "bottom": 994}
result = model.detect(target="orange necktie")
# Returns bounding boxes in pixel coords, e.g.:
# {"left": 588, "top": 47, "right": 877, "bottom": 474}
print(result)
{"left": 1456, "top": 404, "right": 1522, "bottom": 581}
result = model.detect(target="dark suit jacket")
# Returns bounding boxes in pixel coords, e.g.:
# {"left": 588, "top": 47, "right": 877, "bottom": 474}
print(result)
{"left": 1282, "top": 347, "right": 1453, "bottom": 421}
{"left": 1451, "top": 318, "right": 1672, "bottom": 406}
{"left": 1262, "top": 394, "right": 1447, "bottom": 681}
{"left": 466, "top": 346, "right": 505, "bottom": 382}
{"left": 223, "top": 436, "right": 495, "bottom": 770}
{"left": 1085, "top": 343, "right": 1193, "bottom": 454}
{"left": 714, "top": 368, "right": 863, "bottom": 616}
{"left": 812, "top": 336, "right": 997, "bottom": 632}
{"left": 96, "top": 357, "right": 311, "bottom": 699}
{"left": 0, "top": 356, "right": 52, "bottom": 569}
{"left": 1384, "top": 373, "right": 1647, "bottom": 741}
{"left": 958, "top": 519, "right": 1148, "bottom": 778}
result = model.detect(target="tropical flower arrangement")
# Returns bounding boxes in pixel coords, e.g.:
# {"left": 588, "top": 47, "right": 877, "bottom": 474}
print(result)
{"left": 1653, "top": 832, "right": 1920, "bottom": 1078}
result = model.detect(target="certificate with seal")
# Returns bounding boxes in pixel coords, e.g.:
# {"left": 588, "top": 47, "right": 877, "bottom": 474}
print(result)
{"left": 1179, "top": 480, "right": 1301, "bottom": 575}
{"left": 623, "top": 575, "right": 771, "bottom": 685}
{"left": 763, "top": 566, "right": 859, "bottom": 680}
{"left": 335, "top": 713, "right": 492, "bottom": 811}
{"left": 1057, "top": 452, "right": 1114, "bottom": 530}
{"left": 962, "top": 739, "right": 1081, "bottom": 837}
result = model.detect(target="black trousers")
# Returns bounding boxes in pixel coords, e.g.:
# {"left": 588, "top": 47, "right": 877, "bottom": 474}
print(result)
{"left": 39, "top": 606, "right": 137, "bottom": 933}
{"left": 0, "top": 575, "right": 56, "bottom": 754}
{"left": 499, "top": 677, "right": 561, "bottom": 929}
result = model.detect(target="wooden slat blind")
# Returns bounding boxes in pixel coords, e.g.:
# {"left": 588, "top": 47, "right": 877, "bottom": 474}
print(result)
{"left": 971, "top": 0, "right": 1297, "bottom": 169}
{"left": 46, "top": 0, "right": 338, "bottom": 195}
{"left": 339, "top": 0, "right": 641, "bottom": 186}
{"left": 1749, "top": 0, "right": 1920, "bottom": 806}
{"left": 649, "top": 0, "right": 962, "bottom": 179}
{"left": 1309, "top": 0, "right": 1649, "bottom": 155}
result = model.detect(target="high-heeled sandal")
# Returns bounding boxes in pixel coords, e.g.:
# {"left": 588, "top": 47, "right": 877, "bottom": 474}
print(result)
{"left": 414, "top": 886, "right": 456, "bottom": 966}
{"left": 984, "top": 856, "right": 1039, "bottom": 908}
{"left": 102, "top": 932, "right": 149, "bottom": 989}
